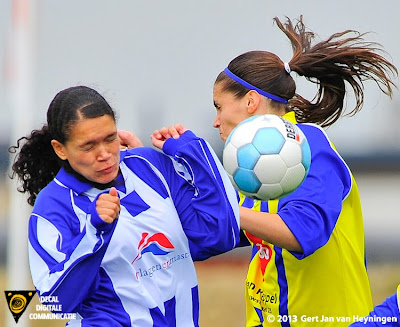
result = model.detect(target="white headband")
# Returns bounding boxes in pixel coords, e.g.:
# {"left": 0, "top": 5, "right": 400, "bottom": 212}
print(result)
{"left": 284, "top": 62, "right": 291, "bottom": 74}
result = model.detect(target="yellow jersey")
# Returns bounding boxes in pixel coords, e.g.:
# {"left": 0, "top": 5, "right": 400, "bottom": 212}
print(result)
{"left": 242, "top": 112, "right": 373, "bottom": 326}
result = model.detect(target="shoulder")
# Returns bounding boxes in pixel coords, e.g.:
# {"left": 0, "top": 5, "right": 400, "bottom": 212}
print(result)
{"left": 32, "top": 178, "right": 88, "bottom": 229}
{"left": 121, "top": 147, "right": 173, "bottom": 198}
{"left": 122, "top": 147, "right": 172, "bottom": 173}
{"left": 297, "top": 123, "right": 353, "bottom": 193}
{"left": 297, "top": 123, "right": 332, "bottom": 149}
{"left": 34, "top": 178, "right": 72, "bottom": 207}
{"left": 123, "top": 147, "right": 166, "bottom": 162}
{"left": 297, "top": 123, "right": 346, "bottom": 163}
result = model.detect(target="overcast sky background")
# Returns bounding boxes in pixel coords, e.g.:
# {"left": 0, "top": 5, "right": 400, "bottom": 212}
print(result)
{"left": 0, "top": 0, "right": 399, "bottom": 159}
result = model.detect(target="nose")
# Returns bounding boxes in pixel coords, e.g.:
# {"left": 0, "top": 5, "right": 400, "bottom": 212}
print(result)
{"left": 97, "top": 144, "right": 112, "bottom": 161}
{"left": 213, "top": 115, "right": 220, "bottom": 129}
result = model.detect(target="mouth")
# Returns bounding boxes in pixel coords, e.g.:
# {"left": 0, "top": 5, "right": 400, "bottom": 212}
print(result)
{"left": 98, "top": 164, "right": 116, "bottom": 174}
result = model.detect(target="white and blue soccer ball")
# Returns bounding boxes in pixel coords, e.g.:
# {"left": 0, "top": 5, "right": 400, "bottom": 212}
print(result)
{"left": 223, "top": 114, "right": 311, "bottom": 201}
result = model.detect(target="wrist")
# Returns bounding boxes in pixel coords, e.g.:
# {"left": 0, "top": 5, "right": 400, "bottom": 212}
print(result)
{"left": 163, "top": 130, "right": 197, "bottom": 156}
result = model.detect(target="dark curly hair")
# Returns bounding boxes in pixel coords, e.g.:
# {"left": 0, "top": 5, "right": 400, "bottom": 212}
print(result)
{"left": 9, "top": 85, "right": 116, "bottom": 205}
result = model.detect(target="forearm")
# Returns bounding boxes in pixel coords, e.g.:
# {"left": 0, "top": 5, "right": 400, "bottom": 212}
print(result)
{"left": 240, "top": 206, "right": 302, "bottom": 253}
{"left": 163, "top": 131, "right": 240, "bottom": 259}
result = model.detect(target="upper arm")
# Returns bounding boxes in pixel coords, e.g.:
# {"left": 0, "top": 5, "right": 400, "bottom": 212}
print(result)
{"left": 278, "top": 124, "right": 352, "bottom": 258}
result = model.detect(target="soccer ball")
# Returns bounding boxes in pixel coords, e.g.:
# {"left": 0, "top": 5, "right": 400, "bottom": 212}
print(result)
{"left": 223, "top": 114, "right": 311, "bottom": 201}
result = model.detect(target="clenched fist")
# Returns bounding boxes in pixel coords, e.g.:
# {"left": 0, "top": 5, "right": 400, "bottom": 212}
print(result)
{"left": 118, "top": 130, "right": 143, "bottom": 149}
{"left": 96, "top": 187, "right": 120, "bottom": 223}
{"left": 151, "top": 123, "right": 187, "bottom": 150}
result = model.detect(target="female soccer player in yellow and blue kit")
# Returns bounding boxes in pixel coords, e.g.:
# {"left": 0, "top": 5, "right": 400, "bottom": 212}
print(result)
{"left": 212, "top": 16, "right": 398, "bottom": 326}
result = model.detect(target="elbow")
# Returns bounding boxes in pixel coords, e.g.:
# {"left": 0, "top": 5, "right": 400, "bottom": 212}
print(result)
{"left": 287, "top": 240, "right": 303, "bottom": 254}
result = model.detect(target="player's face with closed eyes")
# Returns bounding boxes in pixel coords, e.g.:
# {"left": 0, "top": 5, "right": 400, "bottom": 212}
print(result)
{"left": 52, "top": 115, "right": 120, "bottom": 184}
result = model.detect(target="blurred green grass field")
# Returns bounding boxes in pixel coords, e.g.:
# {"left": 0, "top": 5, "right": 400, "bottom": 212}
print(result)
{"left": 1, "top": 256, "right": 399, "bottom": 327}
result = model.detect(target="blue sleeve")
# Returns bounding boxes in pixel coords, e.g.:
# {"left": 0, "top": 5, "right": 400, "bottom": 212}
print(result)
{"left": 28, "top": 185, "right": 116, "bottom": 312}
{"left": 349, "top": 290, "right": 400, "bottom": 326}
{"left": 161, "top": 130, "right": 240, "bottom": 260}
{"left": 277, "top": 124, "right": 352, "bottom": 259}
{"left": 237, "top": 230, "right": 251, "bottom": 247}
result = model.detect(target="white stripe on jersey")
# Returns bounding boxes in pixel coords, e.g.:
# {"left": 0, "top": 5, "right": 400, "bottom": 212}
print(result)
{"left": 31, "top": 214, "right": 105, "bottom": 295}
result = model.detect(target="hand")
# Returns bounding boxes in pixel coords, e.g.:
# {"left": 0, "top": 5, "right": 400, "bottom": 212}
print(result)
{"left": 118, "top": 130, "right": 143, "bottom": 149}
{"left": 96, "top": 187, "right": 120, "bottom": 223}
{"left": 151, "top": 124, "right": 187, "bottom": 150}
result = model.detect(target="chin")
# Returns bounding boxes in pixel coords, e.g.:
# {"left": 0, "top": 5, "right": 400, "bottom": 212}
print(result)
{"left": 97, "top": 170, "right": 119, "bottom": 185}
{"left": 105, "top": 172, "right": 119, "bottom": 184}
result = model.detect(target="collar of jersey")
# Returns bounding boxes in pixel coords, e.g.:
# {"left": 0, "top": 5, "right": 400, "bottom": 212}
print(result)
{"left": 55, "top": 150, "right": 127, "bottom": 194}
{"left": 282, "top": 111, "right": 297, "bottom": 124}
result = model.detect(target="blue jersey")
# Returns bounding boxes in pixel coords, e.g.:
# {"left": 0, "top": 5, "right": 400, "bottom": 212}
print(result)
{"left": 28, "top": 131, "right": 240, "bottom": 327}
{"left": 349, "top": 285, "right": 400, "bottom": 326}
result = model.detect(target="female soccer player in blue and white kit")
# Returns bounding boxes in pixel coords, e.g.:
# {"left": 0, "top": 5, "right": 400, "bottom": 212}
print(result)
{"left": 9, "top": 85, "right": 240, "bottom": 327}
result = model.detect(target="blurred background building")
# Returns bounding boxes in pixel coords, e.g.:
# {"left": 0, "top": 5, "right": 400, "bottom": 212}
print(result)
{"left": 0, "top": 1, "right": 399, "bottom": 326}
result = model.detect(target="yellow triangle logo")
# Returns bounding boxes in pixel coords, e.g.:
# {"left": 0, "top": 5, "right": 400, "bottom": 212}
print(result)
{"left": 4, "top": 290, "right": 36, "bottom": 323}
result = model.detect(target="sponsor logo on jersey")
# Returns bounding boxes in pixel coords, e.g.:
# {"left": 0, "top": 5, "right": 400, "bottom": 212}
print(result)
{"left": 245, "top": 231, "right": 273, "bottom": 277}
{"left": 132, "top": 232, "right": 175, "bottom": 264}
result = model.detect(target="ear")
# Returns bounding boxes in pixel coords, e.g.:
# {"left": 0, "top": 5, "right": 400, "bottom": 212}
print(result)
{"left": 246, "top": 90, "right": 261, "bottom": 114}
{"left": 51, "top": 140, "right": 68, "bottom": 160}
